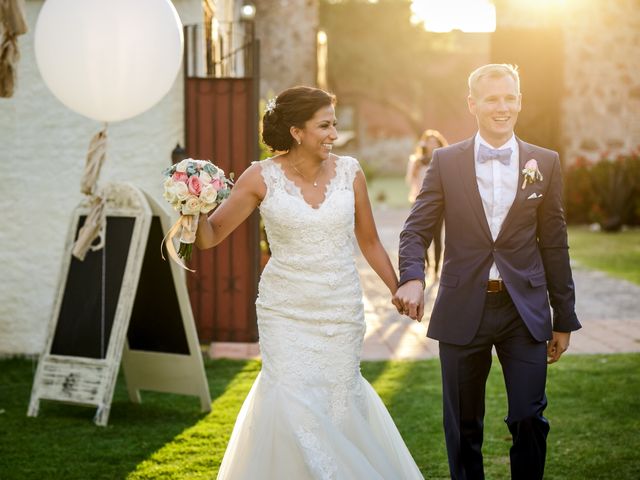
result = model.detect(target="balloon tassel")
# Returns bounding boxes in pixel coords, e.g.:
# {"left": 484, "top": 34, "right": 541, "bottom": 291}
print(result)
{"left": 80, "top": 125, "right": 108, "bottom": 196}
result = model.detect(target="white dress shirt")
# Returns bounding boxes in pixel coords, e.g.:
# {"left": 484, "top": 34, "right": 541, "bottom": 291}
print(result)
{"left": 474, "top": 132, "right": 519, "bottom": 280}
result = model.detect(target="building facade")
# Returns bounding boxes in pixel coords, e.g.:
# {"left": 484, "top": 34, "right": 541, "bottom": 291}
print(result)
{"left": 0, "top": 1, "right": 202, "bottom": 355}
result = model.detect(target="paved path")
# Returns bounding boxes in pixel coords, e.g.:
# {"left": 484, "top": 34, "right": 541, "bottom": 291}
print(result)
{"left": 210, "top": 207, "right": 640, "bottom": 360}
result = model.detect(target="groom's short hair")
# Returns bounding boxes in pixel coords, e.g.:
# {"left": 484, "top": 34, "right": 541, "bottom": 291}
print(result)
{"left": 468, "top": 64, "right": 520, "bottom": 98}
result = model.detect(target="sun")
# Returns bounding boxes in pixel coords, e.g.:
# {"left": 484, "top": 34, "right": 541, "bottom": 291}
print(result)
{"left": 410, "top": 0, "right": 496, "bottom": 33}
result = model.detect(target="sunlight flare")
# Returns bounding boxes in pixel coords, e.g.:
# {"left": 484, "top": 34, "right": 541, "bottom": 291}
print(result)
{"left": 410, "top": 0, "right": 496, "bottom": 32}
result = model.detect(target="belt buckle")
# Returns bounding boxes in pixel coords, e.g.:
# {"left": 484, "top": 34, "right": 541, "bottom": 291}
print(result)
{"left": 487, "top": 279, "right": 504, "bottom": 293}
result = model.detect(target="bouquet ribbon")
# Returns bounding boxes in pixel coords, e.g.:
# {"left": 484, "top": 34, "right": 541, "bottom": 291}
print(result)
{"left": 161, "top": 214, "right": 199, "bottom": 272}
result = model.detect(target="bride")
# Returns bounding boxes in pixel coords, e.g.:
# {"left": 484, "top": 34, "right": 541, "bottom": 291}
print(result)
{"left": 196, "top": 86, "right": 424, "bottom": 479}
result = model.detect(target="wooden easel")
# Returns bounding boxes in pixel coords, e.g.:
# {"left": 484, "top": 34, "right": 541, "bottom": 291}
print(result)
{"left": 28, "top": 183, "right": 211, "bottom": 426}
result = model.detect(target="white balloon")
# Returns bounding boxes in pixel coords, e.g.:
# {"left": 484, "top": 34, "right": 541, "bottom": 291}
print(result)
{"left": 35, "top": 0, "right": 184, "bottom": 123}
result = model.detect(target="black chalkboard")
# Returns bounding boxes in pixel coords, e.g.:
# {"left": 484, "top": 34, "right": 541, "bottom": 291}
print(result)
{"left": 127, "top": 216, "right": 189, "bottom": 354}
{"left": 51, "top": 216, "right": 135, "bottom": 359}
{"left": 30, "top": 198, "right": 212, "bottom": 426}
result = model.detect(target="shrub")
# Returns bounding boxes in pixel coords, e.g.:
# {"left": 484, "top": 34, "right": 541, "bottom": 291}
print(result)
{"left": 564, "top": 150, "right": 640, "bottom": 231}
{"left": 359, "top": 159, "right": 379, "bottom": 182}
{"left": 564, "top": 157, "right": 594, "bottom": 225}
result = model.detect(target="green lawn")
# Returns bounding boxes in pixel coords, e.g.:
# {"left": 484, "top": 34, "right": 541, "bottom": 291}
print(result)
{"left": 368, "top": 175, "right": 411, "bottom": 208}
{"left": 1, "top": 355, "right": 639, "bottom": 479}
{"left": 568, "top": 226, "right": 640, "bottom": 285}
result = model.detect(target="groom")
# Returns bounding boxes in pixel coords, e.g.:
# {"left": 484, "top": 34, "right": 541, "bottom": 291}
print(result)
{"left": 395, "top": 64, "right": 581, "bottom": 480}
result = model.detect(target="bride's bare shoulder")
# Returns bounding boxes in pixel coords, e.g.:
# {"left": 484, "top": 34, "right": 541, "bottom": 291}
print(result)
{"left": 233, "top": 160, "right": 270, "bottom": 197}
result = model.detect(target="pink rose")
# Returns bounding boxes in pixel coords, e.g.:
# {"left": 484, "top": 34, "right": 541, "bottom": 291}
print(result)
{"left": 521, "top": 158, "right": 543, "bottom": 189}
{"left": 172, "top": 171, "right": 188, "bottom": 183}
{"left": 187, "top": 175, "right": 202, "bottom": 196}
{"left": 211, "top": 178, "right": 224, "bottom": 190}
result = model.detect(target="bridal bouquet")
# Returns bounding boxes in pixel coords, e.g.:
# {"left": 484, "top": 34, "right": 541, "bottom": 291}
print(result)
{"left": 162, "top": 158, "right": 233, "bottom": 269}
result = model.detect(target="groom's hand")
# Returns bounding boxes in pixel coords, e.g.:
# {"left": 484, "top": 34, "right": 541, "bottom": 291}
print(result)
{"left": 547, "top": 331, "right": 571, "bottom": 364}
{"left": 394, "top": 280, "right": 425, "bottom": 322}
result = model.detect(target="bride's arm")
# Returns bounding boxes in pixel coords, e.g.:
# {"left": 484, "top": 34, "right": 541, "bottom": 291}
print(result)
{"left": 195, "top": 163, "right": 265, "bottom": 249}
{"left": 353, "top": 170, "right": 399, "bottom": 295}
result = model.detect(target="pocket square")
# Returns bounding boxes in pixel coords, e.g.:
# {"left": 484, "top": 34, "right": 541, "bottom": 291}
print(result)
{"left": 527, "top": 192, "right": 542, "bottom": 200}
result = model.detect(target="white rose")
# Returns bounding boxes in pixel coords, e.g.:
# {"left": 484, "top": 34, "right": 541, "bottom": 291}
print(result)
{"left": 163, "top": 189, "right": 176, "bottom": 204}
{"left": 199, "top": 171, "right": 212, "bottom": 184}
{"left": 200, "top": 184, "right": 218, "bottom": 204}
{"left": 175, "top": 158, "right": 192, "bottom": 173}
{"left": 201, "top": 201, "right": 218, "bottom": 214}
{"left": 182, "top": 196, "right": 202, "bottom": 215}
{"left": 172, "top": 181, "right": 189, "bottom": 201}
{"left": 163, "top": 178, "right": 177, "bottom": 202}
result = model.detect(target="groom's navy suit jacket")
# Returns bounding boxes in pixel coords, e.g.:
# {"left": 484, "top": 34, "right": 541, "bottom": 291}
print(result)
{"left": 399, "top": 136, "right": 581, "bottom": 345}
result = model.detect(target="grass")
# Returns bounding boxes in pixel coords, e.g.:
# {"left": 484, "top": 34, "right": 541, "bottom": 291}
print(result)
{"left": 368, "top": 175, "right": 411, "bottom": 208}
{"left": 567, "top": 226, "right": 640, "bottom": 285}
{"left": 1, "top": 355, "right": 639, "bottom": 479}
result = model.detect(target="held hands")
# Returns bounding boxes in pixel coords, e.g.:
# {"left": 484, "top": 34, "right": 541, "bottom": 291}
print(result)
{"left": 547, "top": 331, "right": 571, "bottom": 364}
{"left": 393, "top": 279, "right": 425, "bottom": 322}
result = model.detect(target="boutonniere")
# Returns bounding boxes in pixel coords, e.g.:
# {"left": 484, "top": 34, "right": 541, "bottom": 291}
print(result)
{"left": 521, "top": 159, "right": 543, "bottom": 190}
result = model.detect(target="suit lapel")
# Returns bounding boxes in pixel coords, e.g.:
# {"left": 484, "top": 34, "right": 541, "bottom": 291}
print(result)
{"left": 497, "top": 137, "right": 532, "bottom": 240}
{"left": 456, "top": 137, "right": 493, "bottom": 242}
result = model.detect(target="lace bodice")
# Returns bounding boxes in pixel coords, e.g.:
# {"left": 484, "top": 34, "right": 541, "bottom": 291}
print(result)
{"left": 258, "top": 155, "right": 361, "bottom": 267}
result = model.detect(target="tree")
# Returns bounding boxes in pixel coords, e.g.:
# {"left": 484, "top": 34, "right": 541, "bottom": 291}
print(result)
{"left": 320, "top": 0, "right": 477, "bottom": 138}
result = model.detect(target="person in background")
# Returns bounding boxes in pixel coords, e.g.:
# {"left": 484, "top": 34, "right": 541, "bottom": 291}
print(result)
{"left": 405, "top": 129, "right": 448, "bottom": 274}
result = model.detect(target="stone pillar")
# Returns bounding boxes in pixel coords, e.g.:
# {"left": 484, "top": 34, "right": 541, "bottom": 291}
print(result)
{"left": 254, "top": 0, "right": 319, "bottom": 99}
{"left": 561, "top": 0, "right": 640, "bottom": 163}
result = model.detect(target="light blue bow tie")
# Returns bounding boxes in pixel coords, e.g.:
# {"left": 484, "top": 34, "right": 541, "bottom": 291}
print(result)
{"left": 477, "top": 143, "right": 512, "bottom": 166}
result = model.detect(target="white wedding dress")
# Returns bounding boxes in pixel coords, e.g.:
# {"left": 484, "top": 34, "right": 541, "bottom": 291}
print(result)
{"left": 216, "top": 156, "right": 424, "bottom": 480}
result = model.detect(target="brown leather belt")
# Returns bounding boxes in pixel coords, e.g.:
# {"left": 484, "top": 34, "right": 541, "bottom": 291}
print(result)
{"left": 487, "top": 279, "right": 506, "bottom": 293}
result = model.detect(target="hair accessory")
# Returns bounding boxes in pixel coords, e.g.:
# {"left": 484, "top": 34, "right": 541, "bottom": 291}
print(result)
{"left": 265, "top": 96, "right": 277, "bottom": 114}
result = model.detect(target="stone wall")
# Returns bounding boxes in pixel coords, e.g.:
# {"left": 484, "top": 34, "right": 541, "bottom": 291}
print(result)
{"left": 497, "top": 0, "right": 640, "bottom": 163}
{"left": 0, "top": 0, "right": 203, "bottom": 355}
{"left": 561, "top": 0, "right": 640, "bottom": 162}
{"left": 254, "top": 0, "right": 319, "bottom": 99}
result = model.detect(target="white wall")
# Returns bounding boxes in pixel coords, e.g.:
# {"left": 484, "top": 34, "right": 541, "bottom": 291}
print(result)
{"left": 0, "top": 0, "right": 203, "bottom": 355}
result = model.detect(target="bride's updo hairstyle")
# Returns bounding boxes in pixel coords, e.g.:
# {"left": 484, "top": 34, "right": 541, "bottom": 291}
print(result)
{"left": 262, "top": 86, "right": 336, "bottom": 152}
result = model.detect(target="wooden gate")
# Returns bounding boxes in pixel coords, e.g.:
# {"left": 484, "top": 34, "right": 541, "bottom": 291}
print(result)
{"left": 183, "top": 26, "right": 260, "bottom": 342}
